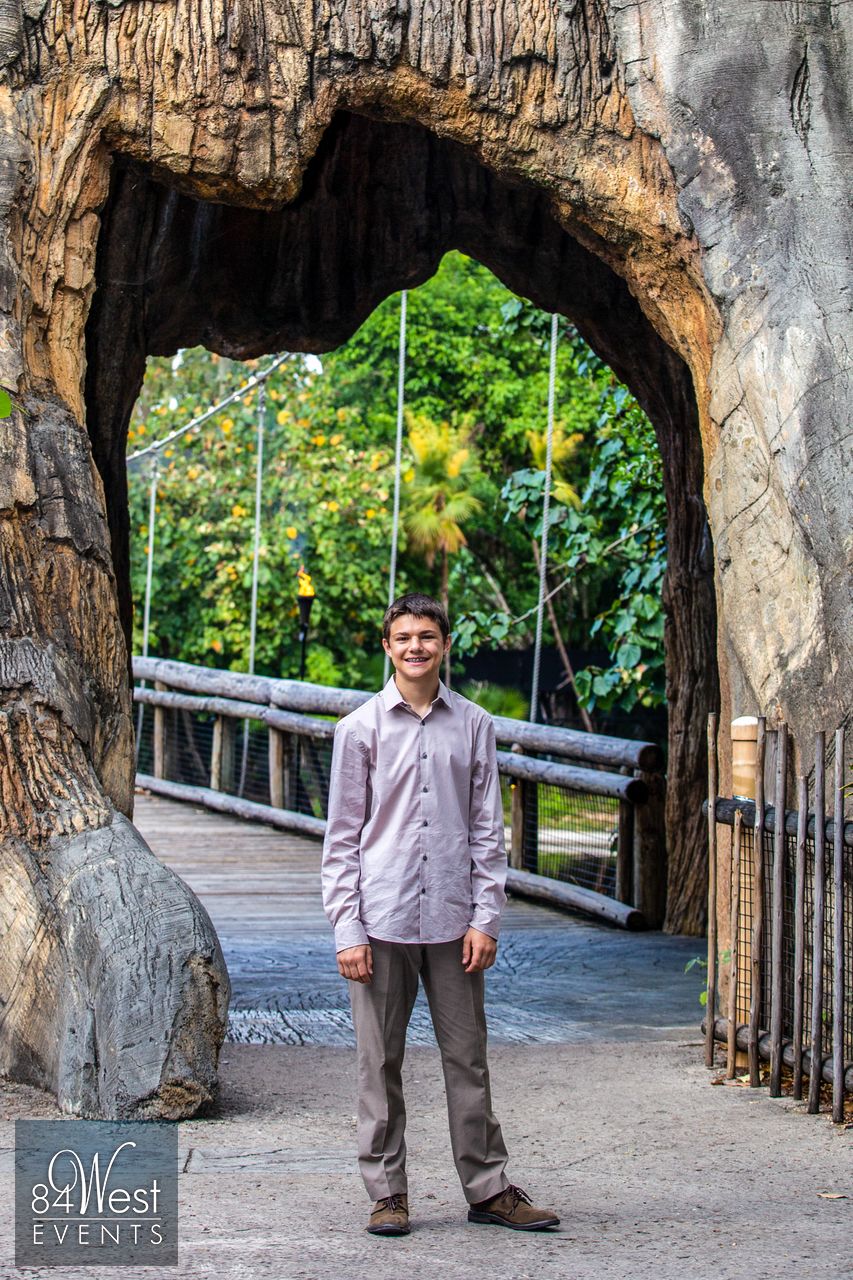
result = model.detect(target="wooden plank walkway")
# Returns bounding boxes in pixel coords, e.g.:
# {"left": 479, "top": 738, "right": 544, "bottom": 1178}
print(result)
{"left": 134, "top": 791, "right": 706, "bottom": 1047}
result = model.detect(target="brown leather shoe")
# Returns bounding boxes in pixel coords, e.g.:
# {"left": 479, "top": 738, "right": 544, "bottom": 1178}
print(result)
{"left": 468, "top": 1184, "right": 559, "bottom": 1230}
{"left": 366, "top": 1192, "right": 410, "bottom": 1235}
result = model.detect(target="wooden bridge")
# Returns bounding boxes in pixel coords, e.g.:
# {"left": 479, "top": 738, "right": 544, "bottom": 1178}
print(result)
{"left": 134, "top": 789, "right": 706, "bottom": 1048}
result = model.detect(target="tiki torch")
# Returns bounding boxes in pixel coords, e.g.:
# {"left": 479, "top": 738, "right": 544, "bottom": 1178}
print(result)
{"left": 297, "top": 566, "right": 315, "bottom": 680}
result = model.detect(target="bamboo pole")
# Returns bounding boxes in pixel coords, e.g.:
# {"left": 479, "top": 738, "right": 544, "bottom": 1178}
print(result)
{"left": 727, "top": 808, "right": 743, "bottom": 1078}
{"left": 832, "top": 726, "right": 845, "bottom": 1124}
{"left": 705, "top": 712, "right": 719, "bottom": 1069}
{"left": 770, "top": 722, "right": 788, "bottom": 1096}
{"left": 792, "top": 773, "right": 808, "bottom": 1100}
{"left": 748, "top": 716, "right": 767, "bottom": 1086}
{"left": 807, "top": 732, "right": 826, "bottom": 1114}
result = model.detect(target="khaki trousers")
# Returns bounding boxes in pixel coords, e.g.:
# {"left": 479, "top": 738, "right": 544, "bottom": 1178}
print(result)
{"left": 348, "top": 935, "right": 510, "bottom": 1204}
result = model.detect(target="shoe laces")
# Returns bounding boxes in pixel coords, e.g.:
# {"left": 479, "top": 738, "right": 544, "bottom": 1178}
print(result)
{"left": 380, "top": 1194, "right": 406, "bottom": 1213}
{"left": 505, "top": 1184, "right": 532, "bottom": 1211}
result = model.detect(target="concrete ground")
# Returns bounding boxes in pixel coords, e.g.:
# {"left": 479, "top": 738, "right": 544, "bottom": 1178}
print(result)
{"left": 0, "top": 796, "right": 849, "bottom": 1278}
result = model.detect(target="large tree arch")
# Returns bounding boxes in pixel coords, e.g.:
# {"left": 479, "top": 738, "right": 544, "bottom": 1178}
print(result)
{"left": 0, "top": 2, "right": 849, "bottom": 1117}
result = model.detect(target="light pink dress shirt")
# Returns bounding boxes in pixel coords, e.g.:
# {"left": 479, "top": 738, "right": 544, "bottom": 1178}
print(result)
{"left": 321, "top": 674, "right": 508, "bottom": 952}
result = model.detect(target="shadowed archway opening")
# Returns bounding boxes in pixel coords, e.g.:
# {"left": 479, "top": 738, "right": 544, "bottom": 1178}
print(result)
{"left": 84, "top": 110, "right": 719, "bottom": 934}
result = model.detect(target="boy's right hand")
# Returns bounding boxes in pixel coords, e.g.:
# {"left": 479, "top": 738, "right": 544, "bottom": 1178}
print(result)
{"left": 337, "top": 944, "right": 373, "bottom": 983}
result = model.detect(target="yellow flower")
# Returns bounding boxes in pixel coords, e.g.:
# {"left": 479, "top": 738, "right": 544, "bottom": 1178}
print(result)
{"left": 277, "top": 409, "right": 289, "bottom": 425}
{"left": 312, "top": 434, "right": 326, "bottom": 447}
{"left": 211, "top": 638, "right": 222, "bottom": 652}
{"left": 327, "top": 500, "right": 340, "bottom": 513}
{"left": 366, "top": 508, "right": 376, "bottom": 519}
{"left": 330, "top": 433, "right": 343, "bottom": 446}
{"left": 286, "top": 526, "right": 298, "bottom": 539}
{"left": 139, "top": 525, "right": 148, "bottom": 536}
{"left": 269, "top": 389, "right": 279, "bottom": 401}
{"left": 232, "top": 504, "right": 247, "bottom": 518}
{"left": 164, "top": 448, "right": 173, "bottom": 458}
{"left": 403, "top": 467, "right": 415, "bottom": 483}
{"left": 336, "top": 408, "right": 347, "bottom": 422}
{"left": 137, "top": 424, "right": 146, "bottom": 436}
{"left": 221, "top": 418, "right": 234, "bottom": 434}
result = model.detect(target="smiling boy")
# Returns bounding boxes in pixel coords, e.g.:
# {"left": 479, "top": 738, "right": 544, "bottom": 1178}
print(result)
{"left": 321, "top": 592, "right": 559, "bottom": 1236}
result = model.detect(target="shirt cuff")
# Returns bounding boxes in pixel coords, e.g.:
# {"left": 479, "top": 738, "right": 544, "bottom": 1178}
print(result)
{"left": 334, "top": 919, "right": 370, "bottom": 952}
{"left": 468, "top": 911, "right": 501, "bottom": 941}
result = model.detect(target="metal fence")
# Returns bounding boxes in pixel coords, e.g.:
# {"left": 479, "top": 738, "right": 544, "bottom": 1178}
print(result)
{"left": 133, "top": 657, "right": 667, "bottom": 928}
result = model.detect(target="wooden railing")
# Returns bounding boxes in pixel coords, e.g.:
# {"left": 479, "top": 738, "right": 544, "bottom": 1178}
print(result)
{"left": 132, "top": 657, "right": 667, "bottom": 929}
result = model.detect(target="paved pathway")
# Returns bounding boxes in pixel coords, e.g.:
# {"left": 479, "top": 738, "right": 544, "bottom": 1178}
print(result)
{"left": 1, "top": 794, "right": 848, "bottom": 1280}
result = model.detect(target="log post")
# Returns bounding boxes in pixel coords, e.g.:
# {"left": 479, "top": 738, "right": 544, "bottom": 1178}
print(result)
{"left": 769, "top": 722, "right": 788, "bottom": 1096}
{"left": 748, "top": 717, "right": 767, "bottom": 1086}
{"left": 210, "top": 715, "right": 235, "bottom": 793}
{"left": 268, "top": 726, "right": 291, "bottom": 810}
{"left": 616, "top": 798, "right": 634, "bottom": 904}
{"left": 705, "top": 712, "right": 719, "bottom": 1068}
{"left": 832, "top": 727, "right": 845, "bottom": 1124}
{"left": 726, "top": 808, "right": 742, "bottom": 1079}
{"left": 792, "top": 773, "right": 808, "bottom": 1101}
{"left": 153, "top": 680, "right": 169, "bottom": 780}
{"left": 808, "top": 733, "right": 827, "bottom": 1115}
{"left": 510, "top": 744, "right": 526, "bottom": 871}
{"left": 632, "top": 770, "right": 667, "bottom": 927}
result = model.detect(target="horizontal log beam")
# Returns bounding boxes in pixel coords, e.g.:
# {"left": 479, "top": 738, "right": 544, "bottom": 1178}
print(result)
{"left": 505, "top": 867, "right": 646, "bottom": 930}
{"left": 707, "top": 797, "right": 853, "bottom": 849}
{"left": 134, "top": 687, "right": 646, "bottom": 802}
{"left": 133, "top": 687, "right": 335, "bottom": 739}
{"left": 132, "top": 656, "right": 662, "bottom": 771}
{"left": 496, "top": 751, "right": 648, "bottom": 802}
{"left": 136, "top": 775, "right": 327, "bottom": 838}
{"left": 706, "top": 1016, "right": 853, "bottom": 1093}
{"left": 493, "top": 718, "right": 662, "bottom": 771}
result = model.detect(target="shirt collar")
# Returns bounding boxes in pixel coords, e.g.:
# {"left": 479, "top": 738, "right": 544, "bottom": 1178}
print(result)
{"left": 382, "top": 673, "right": 451, "bottom": 712}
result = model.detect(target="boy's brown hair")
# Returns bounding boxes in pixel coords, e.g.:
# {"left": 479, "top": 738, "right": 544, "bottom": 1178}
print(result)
{"left": 382, "top": 593, "right": 450, "bottom": 642}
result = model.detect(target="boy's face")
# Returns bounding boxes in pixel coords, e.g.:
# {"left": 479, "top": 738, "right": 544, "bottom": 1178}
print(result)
{"left": 382, "top": 613, "right": 451, "bottom": 685}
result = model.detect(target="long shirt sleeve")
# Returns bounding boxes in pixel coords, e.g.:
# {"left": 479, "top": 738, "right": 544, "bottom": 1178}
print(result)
{"left": 467, "top": 715, "right": 508, "bottom": 940}
{"left": 321, "top": 720, "right": 371, "bottom": 952}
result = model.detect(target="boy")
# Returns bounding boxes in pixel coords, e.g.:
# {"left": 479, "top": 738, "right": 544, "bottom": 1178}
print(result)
{"left": 321, "top": 592, "right": 559, "bottom": 1235}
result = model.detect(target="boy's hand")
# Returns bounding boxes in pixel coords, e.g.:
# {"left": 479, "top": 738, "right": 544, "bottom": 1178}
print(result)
{"left": 461, "top": 927, "right": 497, "bottom": 973}
{"left": 337, "top": 944, "right": 373, "bottom": 983}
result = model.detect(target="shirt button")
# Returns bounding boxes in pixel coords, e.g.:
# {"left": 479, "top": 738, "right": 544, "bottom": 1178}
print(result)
{"left": 422, "top": 786, "right": 428, "bottom": 792}
{"left": 421, "top": 887, "right": 426, "bottom": 894}
{"left": 421, "top": 752, "right": 427, "bottom": 759}
{"left": 423, "top": 855, "right": 428, "bottom": 861}
{"left": 423, "top": 819, "right": 428, "bottom": 827}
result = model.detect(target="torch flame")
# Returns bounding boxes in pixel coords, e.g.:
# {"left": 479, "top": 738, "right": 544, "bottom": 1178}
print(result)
{"left": 297, "top": 566, "right": 315, "bottom": 598}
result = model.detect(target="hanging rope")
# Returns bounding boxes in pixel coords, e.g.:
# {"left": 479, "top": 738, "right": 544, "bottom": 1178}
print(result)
{"left": 127, "top": 353, "right": 288, "bottom": 462}
{"left": 135, "top": 456, "right": 160, "bottom": 762}
{"left": 238, "top": 383, "right": 266, "bottom": 796}
{"left": 383, "top": 289, "right": 408, "bottom": 684}
{"left": 529, "top": 313, "right": 559, "bottom": 724}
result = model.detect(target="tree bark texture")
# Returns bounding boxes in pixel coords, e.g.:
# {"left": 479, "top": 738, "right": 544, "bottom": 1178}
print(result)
{"left": 0, "top": 1, "right": 850, "bottom": 1111}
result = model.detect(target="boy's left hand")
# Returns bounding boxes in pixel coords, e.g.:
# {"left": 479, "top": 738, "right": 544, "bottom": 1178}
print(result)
{"left": 461, "top": 927, "right": 497, "bottom": 973}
